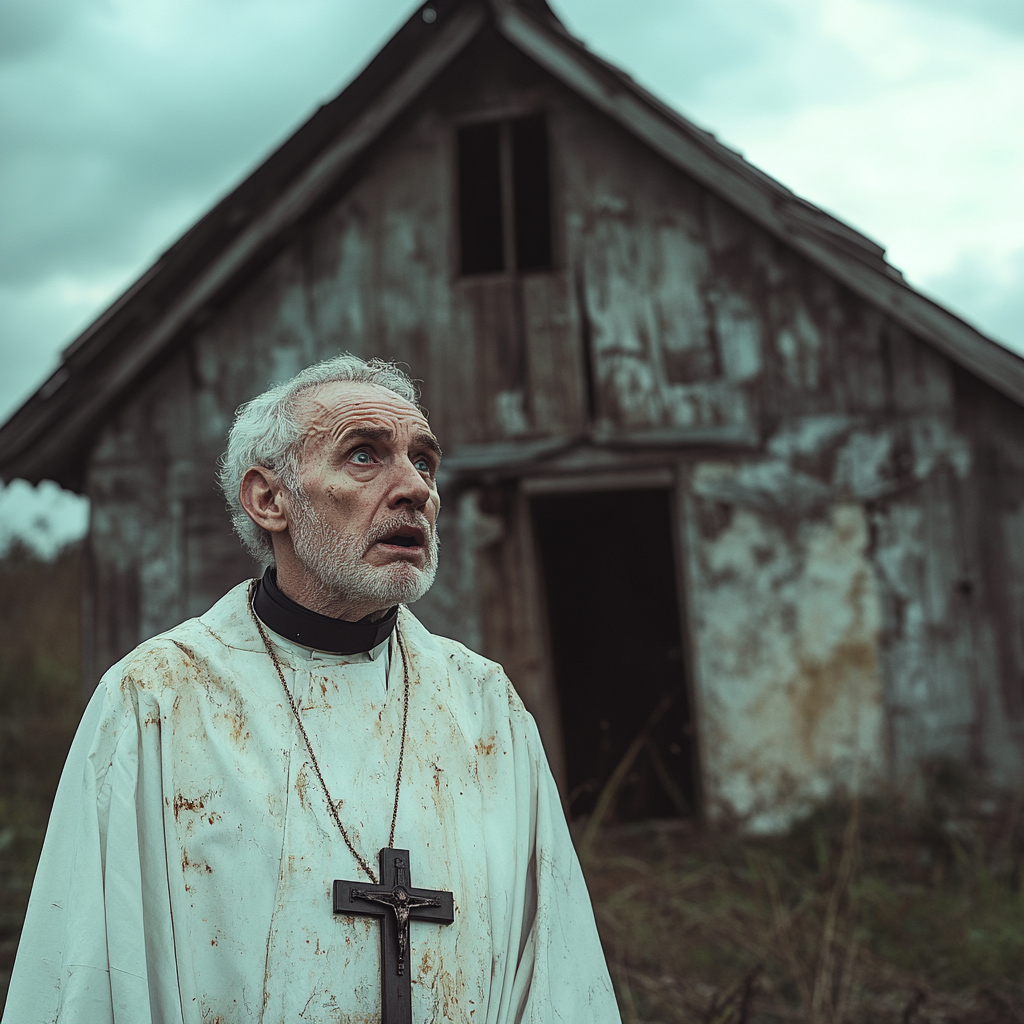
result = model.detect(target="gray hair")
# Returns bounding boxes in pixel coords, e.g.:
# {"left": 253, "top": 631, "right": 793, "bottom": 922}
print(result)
{"left": 219, "top": 353, "right": 421, "bottom": 567}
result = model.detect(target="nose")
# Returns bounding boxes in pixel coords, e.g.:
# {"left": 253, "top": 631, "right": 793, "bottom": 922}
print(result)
{"left": 388, "top": 455, "right": 432, "bottom": 510}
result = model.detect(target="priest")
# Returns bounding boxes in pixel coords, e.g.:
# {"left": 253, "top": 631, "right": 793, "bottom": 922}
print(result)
{"left": 4, "top": 355, "right": 621, "bottom": 1024}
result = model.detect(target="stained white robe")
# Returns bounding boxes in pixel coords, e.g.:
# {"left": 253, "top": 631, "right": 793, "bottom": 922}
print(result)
{"left": 3, "top": 581, "right": 619, "bottom": 1024}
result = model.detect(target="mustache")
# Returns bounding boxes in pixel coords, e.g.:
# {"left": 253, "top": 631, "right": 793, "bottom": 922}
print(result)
{"left": 363, "top": 512, "right": 435, "bottom": 550}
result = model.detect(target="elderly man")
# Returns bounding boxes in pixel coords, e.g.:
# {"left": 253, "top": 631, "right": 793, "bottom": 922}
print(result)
{"left": 4, "top": 356, "right": 620, "bottom": 1024}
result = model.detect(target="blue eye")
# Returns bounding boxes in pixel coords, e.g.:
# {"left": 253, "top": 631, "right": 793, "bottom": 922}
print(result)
{"left": 351, "top": 450, "right": 374, "bottom": 465}
{"left": 414, "top": 458, "right": 430, "bottom": 473}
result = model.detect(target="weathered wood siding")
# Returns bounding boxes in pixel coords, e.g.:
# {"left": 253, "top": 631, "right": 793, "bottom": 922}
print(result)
{"left": 82, "top": 31, "right": 1024, "bottom": 824}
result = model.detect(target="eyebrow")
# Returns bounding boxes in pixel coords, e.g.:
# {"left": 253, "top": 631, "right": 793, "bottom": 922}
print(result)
{"left": 414, "top": 432, "right": 443, "bottom": 460}
{"left": 340, "top": 427, "right": 394, "bottom": 446}
{"left": 339, "top": 426, "right": 442, "bottom": 460}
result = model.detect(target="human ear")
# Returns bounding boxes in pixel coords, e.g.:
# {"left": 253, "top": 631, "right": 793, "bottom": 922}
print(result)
{"left": 239, "top": 467, "right": 289, "bottom": 534}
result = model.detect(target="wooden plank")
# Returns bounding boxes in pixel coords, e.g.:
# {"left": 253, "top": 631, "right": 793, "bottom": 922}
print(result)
{"left": 837, "top": 303, "right": 888, "bottom": 414}
{"left": 477, "top": 483, "right": 567, "bottom": 793}
{"left": 441, "top": 424, "right": 759, "bottom": 478}
{"left": 441, "top": 435, "right": 580, "bottom": 475}
{"left": 456, "top": 275, "right": 525, "bottom": 438}
{"left": 672, "top": 466, "right": 709, "bottom": 822}
{"left": 521, "top": 467, "right": 675, "bottom": 494}
{"left": 871, "top": 472, "right": 979, "bottom": 777}
{"left": 884, "top": 321, "right": 954, "bottom": 414}
{"left": 522, "top": 271, "right": 587, "bottom": 435}
{"left": 972, "top": 445, "right": 1024, "bottom": 721}
{"left": 596, "top": 424, "right": 761, "bottom": 449}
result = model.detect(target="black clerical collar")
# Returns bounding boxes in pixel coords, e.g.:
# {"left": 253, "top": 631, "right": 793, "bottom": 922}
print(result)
{"left": 252, "top": 568, "right": 398, "bottom": 655}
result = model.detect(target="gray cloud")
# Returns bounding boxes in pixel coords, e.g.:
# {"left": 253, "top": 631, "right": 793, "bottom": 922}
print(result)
{"left": 555, "top": 0, "right": 868, "bottom": 121}
{"left": 895, "top": 0, "right": 1024, "bottom": 35}
{"left": 0, "top": 0, "right": 414, "bottom": 420}
{"left": 923, "top": 250, "right": 1024, "bottom": 357}
{"left": 0, "top": 0, "right": 91, "bottom": 60}
{"left": 0, "top": 0, "right": 413, "bottom": 287}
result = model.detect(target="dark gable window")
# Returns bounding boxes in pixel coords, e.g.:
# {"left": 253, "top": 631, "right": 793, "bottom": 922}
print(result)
{"left": 457, "top": 122, "right": 504, "bottom": 274}
{"left": 511, "top": 116, "right": 552, "bottom": 271}
{"left": 457, "top": 114, "right": 552, "bottom": 276}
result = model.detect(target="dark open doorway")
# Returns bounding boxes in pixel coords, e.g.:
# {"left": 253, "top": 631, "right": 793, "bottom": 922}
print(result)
{"left": 531, "top": 488, "right": 698, "bottom": 822}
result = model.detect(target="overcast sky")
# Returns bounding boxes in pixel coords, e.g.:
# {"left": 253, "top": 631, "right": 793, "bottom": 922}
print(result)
{"left": 1, "top": 0, "right": 1022, "bottom": 552}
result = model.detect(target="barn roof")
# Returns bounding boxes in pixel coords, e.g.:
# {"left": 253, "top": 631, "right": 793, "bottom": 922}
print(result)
{"left": 2, "top": 0, "right": 1022, "bottom": 490}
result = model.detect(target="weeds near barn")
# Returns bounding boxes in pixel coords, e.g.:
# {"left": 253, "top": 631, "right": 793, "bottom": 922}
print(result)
{"left": 585, "top": 782, "right": 1024, "bottom": 1023}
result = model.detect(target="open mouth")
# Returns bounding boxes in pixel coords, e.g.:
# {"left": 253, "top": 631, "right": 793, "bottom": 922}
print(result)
{"left": 378, "top": 526, "right": 425, "bottom": 549}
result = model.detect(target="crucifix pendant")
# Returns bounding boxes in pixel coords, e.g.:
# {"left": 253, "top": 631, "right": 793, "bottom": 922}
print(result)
{"left": 334, "top": 848, "right": 455, "bottom": 1024}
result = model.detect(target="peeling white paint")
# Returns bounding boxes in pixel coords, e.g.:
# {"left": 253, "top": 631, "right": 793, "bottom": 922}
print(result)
{"left": 776, "top": 305, "right": 823, "bottom": 391}
{"left": 689, "top": 493, "right": 885, "bottom": 831}
{"left": 713, "top": 292, "right": 763, "bottom": 382}
{"left": 693, "top": 458, "right": 831, "bottom": 513}
{"left": 495, "top": 390, "right": 530, "bottom": 437}
{"left": 767, "top": 415, "right": 855, "bottom": 459}
{"left": 832, "top": 429, "right": 897, "bottom": 499}
{"left": 664, "top": 380, "right": 753, "bottom": 431}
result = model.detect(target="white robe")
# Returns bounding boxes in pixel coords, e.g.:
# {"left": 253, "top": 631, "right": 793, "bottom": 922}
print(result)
{"left": 3, "top": 582, "right": 619, "bottom": 1024}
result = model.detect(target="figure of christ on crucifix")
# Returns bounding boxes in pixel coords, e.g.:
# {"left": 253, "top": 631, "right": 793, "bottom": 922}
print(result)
{"left": 334, "top": 848, "right": 454, "bottom": 1024}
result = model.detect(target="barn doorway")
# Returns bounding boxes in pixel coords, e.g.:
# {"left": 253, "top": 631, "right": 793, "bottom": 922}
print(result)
{"left": 531, "top": 488, "right": 697, "bottom": 822}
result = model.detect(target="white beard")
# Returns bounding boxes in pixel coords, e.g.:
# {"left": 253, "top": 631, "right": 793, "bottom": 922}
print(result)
{"left": 288, "top": 494, "right": 438, "bottom": 613}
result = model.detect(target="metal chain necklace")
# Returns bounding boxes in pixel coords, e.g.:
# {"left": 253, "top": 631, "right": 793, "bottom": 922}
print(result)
{"left": 249, "top": 591, "right": 410, "bottom": 885}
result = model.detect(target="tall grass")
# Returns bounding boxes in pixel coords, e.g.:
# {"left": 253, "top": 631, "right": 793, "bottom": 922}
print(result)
{"left": 0, "top": 542, "right": 82, "bottom": 1007}
{"left": 585, "top": 785, "right": 1024, "bottom": 1023}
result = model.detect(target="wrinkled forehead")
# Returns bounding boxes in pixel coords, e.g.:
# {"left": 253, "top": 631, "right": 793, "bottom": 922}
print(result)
{"left": 292, "top": 380, "right": 429, "bottom": 441}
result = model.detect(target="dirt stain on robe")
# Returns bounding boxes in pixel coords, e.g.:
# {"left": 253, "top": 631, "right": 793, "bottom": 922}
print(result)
{"left": 296, "top": 765, "right": 310, "bottom": 808}
{"left": 174, "top": 784, "right": 223, "bottom": 822}
{"left": 221, "top": 709, "right": 250, "bottom": 745}
{"left": 182, "top": 847, "right": 214, "bottom": 874}
{"left": 174, "top": 793, "right": 205, "bottom": 819}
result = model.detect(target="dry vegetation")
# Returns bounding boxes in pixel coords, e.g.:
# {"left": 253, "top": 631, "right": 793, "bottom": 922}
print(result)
{"left": 583, "top": 783, "right": 1024, "bottom": 1023}
{"left": 0, "top": 542, "right": 82, "bottom": 1009}
{"left": 1, "top": 543, "right": 1022, "bottom": 1021}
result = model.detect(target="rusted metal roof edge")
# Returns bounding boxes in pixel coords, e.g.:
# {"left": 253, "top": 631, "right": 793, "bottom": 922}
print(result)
{"left": 496, "top": 5, "right": 1024, "bottom": 407}
{"left": 0, "top": 3, "right": 488, "bottom": 489}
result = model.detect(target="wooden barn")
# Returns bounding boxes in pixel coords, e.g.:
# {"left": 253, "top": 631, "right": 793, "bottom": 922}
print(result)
{"left": 2, "top": 0, "right": 1024, "bottom": 831}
